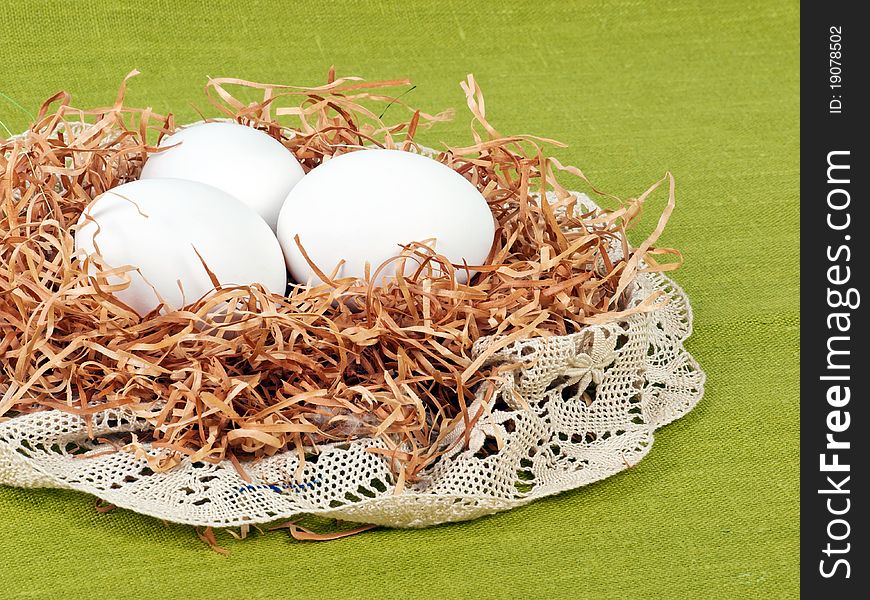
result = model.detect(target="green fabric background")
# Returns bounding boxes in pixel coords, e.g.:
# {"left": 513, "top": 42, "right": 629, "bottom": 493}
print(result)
{"left": 0, "top": 1, "right": 799, "bottom": 597}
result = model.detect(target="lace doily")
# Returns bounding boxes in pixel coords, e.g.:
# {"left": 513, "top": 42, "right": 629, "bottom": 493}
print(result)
{"left": 0, "top": 266, "right": 704, "bottom": 528}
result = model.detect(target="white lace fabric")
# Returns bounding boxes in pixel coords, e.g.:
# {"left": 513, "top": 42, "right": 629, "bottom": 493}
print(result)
{"left": 0, "top": 267, "right": 704, "bottom": 528}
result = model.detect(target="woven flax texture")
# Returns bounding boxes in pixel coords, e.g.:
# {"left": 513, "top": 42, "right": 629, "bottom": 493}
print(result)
{"left": 1, "top": 1, "right": 798, "bottom": 598}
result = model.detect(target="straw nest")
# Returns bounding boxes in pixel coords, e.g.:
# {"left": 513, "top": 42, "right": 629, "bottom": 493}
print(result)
{"left": 0, "top": 69, "right": 679, "bottom": 483}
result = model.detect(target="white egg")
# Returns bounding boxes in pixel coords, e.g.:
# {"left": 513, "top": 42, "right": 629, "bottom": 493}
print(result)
{"left": 276, "top": 149, "right": 495, "bottom": 287}
{"left": 75, "top": 178, "right": 287, "bottom": 316}
{"left": 140, "top": 121, "right": 305, "bottom": 230}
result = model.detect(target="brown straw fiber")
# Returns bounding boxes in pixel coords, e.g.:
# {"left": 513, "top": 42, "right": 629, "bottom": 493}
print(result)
{"left": 0, "top": 70, "right": 680, "bottom": 482}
